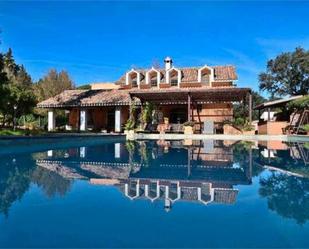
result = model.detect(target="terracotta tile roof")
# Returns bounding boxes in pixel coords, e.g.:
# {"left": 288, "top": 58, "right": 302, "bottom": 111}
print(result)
{"left": 115, "top": 65, "right": 237, "bottom": 85}
{"left": 37, "top": 87, "right": 250, "bottom": 108}
{"left": 37, "top": 89, "right": 134, "bottom": 108}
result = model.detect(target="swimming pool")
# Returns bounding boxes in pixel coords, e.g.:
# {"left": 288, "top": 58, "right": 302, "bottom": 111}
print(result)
{"left": 0, "top": 137, "right": 308, "bottom": 248}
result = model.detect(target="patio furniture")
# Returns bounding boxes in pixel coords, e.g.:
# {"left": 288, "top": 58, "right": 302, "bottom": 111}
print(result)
{"left": 284, "top": 111, "right": 302, "bottom": 134}
{"left": 157, "top": 123, "right": 171, "bottom": 133}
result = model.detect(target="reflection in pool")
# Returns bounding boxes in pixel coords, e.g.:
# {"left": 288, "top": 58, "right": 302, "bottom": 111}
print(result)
{"left": 0, "top": 138, "right": 308, "bottom": 248}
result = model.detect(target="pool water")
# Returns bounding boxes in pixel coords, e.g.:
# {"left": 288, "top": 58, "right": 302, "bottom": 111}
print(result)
{"left": 0, "top": 137, "right": 308, "bottom": 248}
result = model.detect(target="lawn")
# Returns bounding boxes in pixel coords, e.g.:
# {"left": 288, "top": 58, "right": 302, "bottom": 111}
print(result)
{"left": 0, "top": 128, "right": 45, "bottom": 136}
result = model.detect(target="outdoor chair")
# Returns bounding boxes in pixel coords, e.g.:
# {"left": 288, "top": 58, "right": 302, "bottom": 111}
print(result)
{"left": 283, "top": 111, "right": 306, "bottom": 134}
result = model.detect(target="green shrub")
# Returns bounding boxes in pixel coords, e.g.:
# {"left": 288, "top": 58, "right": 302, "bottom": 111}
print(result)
{"left": 183, "top": 121, "right": 195, "bottom": 127}
{"left": 302, "top": 124, "right": 309, "bottom": 132}
{"left": 234, "top": 117, "right": 246, "bottom": 127}
{"left": 124, "top": 119, "right": 135, "bottom": 131}
{"left": 287, "top": 95, "right": 309, "bottom": 110}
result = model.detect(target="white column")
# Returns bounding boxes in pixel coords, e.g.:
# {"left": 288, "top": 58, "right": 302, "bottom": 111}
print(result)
{"left": 80, "top": 147, "right": 86, "bottom": 158}
{"left": 115, "top": 107, "right": 121, "bottom": 132}
{"left": 114, "top": 143, "right": 120, "bottom": 158}
{"left": 65, "top": 110, "right": 71, "bottom": 131}
{"left": 80, "top": 109, "right": 87, "bottom": 131}
{"left": 48, "top": 111, "right": 55, "bottom": 131}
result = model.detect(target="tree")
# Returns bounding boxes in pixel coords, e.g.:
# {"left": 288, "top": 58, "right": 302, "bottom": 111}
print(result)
{"left": 233, "top": 91, "right": 266, "bottom": 121}
{"left": 3, "top": 48, "right": 18, "bottom": 80}
{"left": 34, "top": 69, "right": 75, "bottom": 102}
{"left": 259, "top": 47, "right": 309, "bottom": 97}
{"left": 0, "top": 53, "right": 10, "bottom": 112}
{"left": 0, "top": 49, "right": 36, "bottom": 126}
{"left": 77, "top": 84, "right": 91, "bottom": 90}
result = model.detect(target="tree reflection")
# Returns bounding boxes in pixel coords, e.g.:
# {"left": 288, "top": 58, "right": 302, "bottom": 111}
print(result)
{"left": 0, "top": 153, "right": 72, "bottom": 216}
{"left": 0, "top": 156, "right": 33, "bottom": 216}
{"left": 259, "top": 173, "right": 309, "bottom": 224}
{"left": 31, "top": 166, "right": 72, "bottom": 198}
{"left": 232, "top": 141, "right": 264, "bottom": 177}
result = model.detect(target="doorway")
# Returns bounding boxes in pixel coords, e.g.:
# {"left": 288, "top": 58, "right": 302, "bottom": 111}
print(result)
{"left": 107, "top": 109, "right": 115, "bottom": 132}
{"left": 169, "top": 107, "right": 187, "bottom": 123}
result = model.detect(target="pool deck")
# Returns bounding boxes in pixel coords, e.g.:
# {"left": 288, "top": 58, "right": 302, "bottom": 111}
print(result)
{"left": 129, "top": 133, "right": 309, "bottom": 142}
{"left": 0, "top": 132, "right": 308, "bottom": 142}
{"left": 0, "top": 132, "right": 125, "bottom": 140}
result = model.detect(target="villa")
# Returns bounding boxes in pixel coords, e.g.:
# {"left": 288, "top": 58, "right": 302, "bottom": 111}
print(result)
{"left": 38, "top": 57, "right": 252, "bottom": 134}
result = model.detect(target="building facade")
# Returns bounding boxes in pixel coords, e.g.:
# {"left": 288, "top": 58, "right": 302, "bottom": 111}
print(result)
{"left": 38, "top": 57, "right": 252, "bottom": 133}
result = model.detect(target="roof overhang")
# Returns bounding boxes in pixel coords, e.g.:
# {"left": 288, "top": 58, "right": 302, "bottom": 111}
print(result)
{"left": 129, "top": 87, "right": 251, "bottom": 104}
{"left": 254, "top": 95, "right": 303, "bottom": 110}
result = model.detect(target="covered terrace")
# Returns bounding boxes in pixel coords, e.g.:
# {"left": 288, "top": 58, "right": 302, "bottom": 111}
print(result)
{"left": 130, "top": 87, "right": 252, "bottom": 134}
{"left": 37, "top": 89, "right": 136, "bottom": 132}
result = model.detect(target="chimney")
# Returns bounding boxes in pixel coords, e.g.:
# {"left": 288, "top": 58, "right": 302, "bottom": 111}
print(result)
{"left": 164, "top": 56, "right": 173, "bottom": 70}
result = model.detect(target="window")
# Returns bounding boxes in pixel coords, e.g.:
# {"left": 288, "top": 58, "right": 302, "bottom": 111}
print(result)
{"left": 131, "top": 79, "right": 138, "bottom": 87}
{"left": 126, "top": 70, "right": 140, "bottom": 87}
{"left": 147, "top": 70, "right": 159, "bottom": 87}
{"left": 167, "top": 68, "right": 180, "bottom": 86}
{"left": 201, "top": 73, "right": 210, "bottom": 84}
{"left": 198, "top": 66, "right": 213, "bottom": 85}
{"left": 171, "top": 79, "right": 178, "bottom": 86}
{"left": 151, "top": 79, "right": 157, "bottom": 87}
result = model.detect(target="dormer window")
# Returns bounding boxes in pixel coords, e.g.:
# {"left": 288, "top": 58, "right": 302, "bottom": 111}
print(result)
{"left": 151, "top": 78, "right": 157, "bottom": 86}
{"left": 166, "top": 67, "right": 181, "bottom": 87}
{"left": 170, "top": 72, "right": 178, "bottom": 86}
{"left": 198, "top": 65, "right": 214, "bottom": 86}
{"left": 146, "top": 67, "right": 160, "bottom": 88}
{"left": 131, "top": 77, "right": 138, "bottom": 87}
{"left": 126, "top": 69, "right": 140, "bottom": 87}
{"left": 201, "top": 71, "right": 210, "bottom": 84}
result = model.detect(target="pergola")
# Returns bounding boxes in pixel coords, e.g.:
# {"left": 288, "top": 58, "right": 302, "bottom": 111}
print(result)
{"left": 129, "top": 87, "right": 253, "bottom": 122}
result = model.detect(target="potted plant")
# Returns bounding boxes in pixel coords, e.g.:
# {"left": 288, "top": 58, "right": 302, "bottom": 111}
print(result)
{"left": 124, "top": 119, "right": 135, "bottom": 138}
{"left": 183, "top": 121, "right": 195, "bottom": 135}
{"left": 242, "top": 124, "right": 255, "bottom": 135}
{"left": 302, "top": 124, "right": 309, "bottom": 135}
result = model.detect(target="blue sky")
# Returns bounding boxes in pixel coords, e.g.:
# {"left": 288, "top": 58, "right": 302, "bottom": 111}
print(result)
{"left": 0, "top": 1, "right": 309, "bottom": 91}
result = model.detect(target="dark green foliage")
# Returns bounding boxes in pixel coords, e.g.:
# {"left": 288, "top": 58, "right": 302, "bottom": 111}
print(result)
{"left": 287, "top": 95, "right": 309, "bottom": 111}
{"left": 0, "top": 53, "right": 10, "bottom": 111}
{"left": 0, "top": 48, "right": 74, "bottom": 129}
{"left": 259, "top": 47, "right": 309, "bottom": 97}
{"left": 0, "top": 48, "right": 37, "bottom": 126}
{"left": 233, "top": 91, "right": 266, "bottom": 121}
{"left": 77, "top": 84, "right": 91, "bottom": 90}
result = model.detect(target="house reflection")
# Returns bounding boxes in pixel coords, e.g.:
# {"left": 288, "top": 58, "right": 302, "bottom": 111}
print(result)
{"left": 255, "top": 140, "right": 309, "bottom": 176}
{"left": 253, "top": 140, "right": 309, "bottom": 224}
{"left": 35, "top": 140, "right": 252, "bottom": 211}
